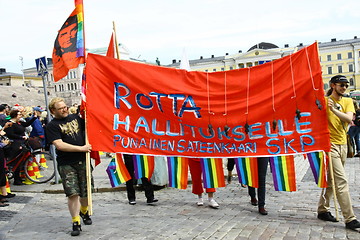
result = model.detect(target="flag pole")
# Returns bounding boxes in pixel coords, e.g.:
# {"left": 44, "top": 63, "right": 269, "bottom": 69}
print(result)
{"left": 327, "top": 152, "right": 339, "bottom": 220}
{"left": 78, "top": 0, "right": 92, "bottom": 216}
{"left": 112, "top": 21, "right": 120, "bottom": 60}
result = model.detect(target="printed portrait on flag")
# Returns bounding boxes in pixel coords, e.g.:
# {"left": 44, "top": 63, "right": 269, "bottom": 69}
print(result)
{"left": 52, "top": 5, "right": 85, "bottom": 82}
{"left": 53, "top": 14, "right": 78, "bottom": 56}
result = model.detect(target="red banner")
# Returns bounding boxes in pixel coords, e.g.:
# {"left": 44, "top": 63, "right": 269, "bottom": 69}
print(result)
{"left": 86, "top": 42, "right": 330, "bottom": 157}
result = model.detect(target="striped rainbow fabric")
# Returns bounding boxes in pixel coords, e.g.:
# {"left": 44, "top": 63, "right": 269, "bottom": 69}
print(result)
{"left": 132, "top": 155, "right": 155, "bottom": 180}
{"left": 167, "top": 157, "right": 189, "bottom": 189}
{"left": 269, "top": 155, "right": 296, "bottom": 191}
{"left": 106, "top": 154, "right": 131, "bottom": 187}
{"left": 234, "top": 157, "right": 259, "bottom": 188}
{"left": 306, "top": 151, "right": 327, "bottom": 188}
{"left": 200, "top": 158, "right": 225, "bottom": 188}
{"left": 74, "top": 0, "right": 85, "bottom": 57}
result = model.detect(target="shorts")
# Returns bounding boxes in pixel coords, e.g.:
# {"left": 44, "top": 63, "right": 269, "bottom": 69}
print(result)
{"left": 58, "top": 161, "right": 94, "bottom": 198}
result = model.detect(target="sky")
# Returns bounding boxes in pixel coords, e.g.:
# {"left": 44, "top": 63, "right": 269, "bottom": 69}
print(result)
{"left": 0, "top": 0, "right": 359, "bottom": 74}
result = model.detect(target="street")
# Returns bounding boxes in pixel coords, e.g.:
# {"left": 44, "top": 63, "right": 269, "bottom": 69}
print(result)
{"left": 1, "top": 157, "right": 360, "bottom": 240}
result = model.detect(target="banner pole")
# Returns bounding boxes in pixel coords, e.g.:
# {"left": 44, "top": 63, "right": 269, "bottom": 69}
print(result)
{"left": 85, "top": 110, "right": 92, "bottom": 215}
{"left": 327, "top": 152, "right": 338, "bottom": 221}
{"left": 112, "top": 21, "right": 120, "bottom": 60}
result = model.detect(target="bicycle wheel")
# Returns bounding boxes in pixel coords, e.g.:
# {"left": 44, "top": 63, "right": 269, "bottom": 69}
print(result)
{"left": 24, "top": 152, "right": 55, "bottom": 183}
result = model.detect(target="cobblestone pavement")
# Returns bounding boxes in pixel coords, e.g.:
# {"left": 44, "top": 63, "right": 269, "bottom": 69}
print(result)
{"left": 1, "top": 156, "right": 360, "bottom": 239}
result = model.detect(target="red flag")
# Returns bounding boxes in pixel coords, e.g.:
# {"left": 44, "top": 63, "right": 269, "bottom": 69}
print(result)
{"left": 106, "top": 33, "right": 115, "bottom": 58}
{"left": 52, "top": 2, "right": 85, "bottom": 82}
{"left": 90, "top": 150, "right": 101, "bottom": 167}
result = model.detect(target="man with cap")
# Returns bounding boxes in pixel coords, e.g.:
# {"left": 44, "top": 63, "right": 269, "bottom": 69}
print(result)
{"left": 317, "top": 75, "right": 360, "bottom": 231}
{"left": 30, "top": 107, "right": 46, "bottom": 148}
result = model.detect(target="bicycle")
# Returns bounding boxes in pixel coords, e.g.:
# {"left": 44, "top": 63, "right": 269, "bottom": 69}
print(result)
{"left": 5, "top": 141, "right": 55, "bottom": 183}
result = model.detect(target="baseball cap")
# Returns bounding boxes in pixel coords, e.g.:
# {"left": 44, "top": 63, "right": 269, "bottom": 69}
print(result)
{"left": 33, "top": 107, "right": 44, "bottom": 112}
{"left": 330, "top": 75, "right": 349, "bottom": 84}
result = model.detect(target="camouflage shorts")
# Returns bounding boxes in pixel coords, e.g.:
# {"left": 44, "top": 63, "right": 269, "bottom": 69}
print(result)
{"left": 58, "top": 161, "right": 94, "bottom": 198}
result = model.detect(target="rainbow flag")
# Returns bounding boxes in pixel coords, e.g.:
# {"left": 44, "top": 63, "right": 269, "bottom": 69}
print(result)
{"left": 269, "top": 155, "right": 296, "bottom": 191}
{"left": 132, "top": 155, "right": 155, "bottom": 180}
{"left": 234, "top": 157, "right": 259, "bottom": 188}
{"left": 200, "top": 158, "right": 225, "bottom": 188}
{"left": 74, "top": 0, "right": 85, "bottom": 58}
{"left": 52, "top": 0, "right": 85, "bottom": 82}
{"left": 167, "top": 157, "right": 189, "bottom": 189}
{"left": 106, "top": 154, "right": 131, "bottom": 187}
{"left": 306, "top": 151, "right": 327, "bottom": 188}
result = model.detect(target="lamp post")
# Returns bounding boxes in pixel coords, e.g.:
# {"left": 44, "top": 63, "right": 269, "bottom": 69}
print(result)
{"left": 19, "top": 56, "right": 25, "bottom": 85}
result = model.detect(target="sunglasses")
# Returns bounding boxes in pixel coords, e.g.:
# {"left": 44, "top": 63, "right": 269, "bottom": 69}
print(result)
{"left": 335, "top": 83, "right": 349, "bottom": 88}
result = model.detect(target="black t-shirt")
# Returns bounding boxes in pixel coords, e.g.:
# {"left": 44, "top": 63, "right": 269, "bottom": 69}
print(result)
{"left": 46, "top": 114, "right": 86, "bottom": 166}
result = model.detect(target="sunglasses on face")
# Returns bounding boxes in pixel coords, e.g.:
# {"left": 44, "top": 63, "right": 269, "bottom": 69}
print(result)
{"left": 335, "top": 83, "right": 349, "bottom": 88}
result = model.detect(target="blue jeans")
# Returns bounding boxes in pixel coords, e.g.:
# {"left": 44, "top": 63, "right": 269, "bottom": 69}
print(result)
{"left": 348, "top": 126, "right": 360, "bottom": 153}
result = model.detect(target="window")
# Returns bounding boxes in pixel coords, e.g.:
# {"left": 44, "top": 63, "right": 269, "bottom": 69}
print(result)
{"left": 348, "top": 52, "right": 353, "bottom": 59}
{"left": 70, "top": 72, "right": 73, "bottom": 79}
{"left": 213, "top": 69, "right": 217, "bottom": 72}
{"left": 229, "top": 66, "right": 233, "bottom": 70}
{"left": 349, "top": 64, "right": 354, "bottom": 72}
{"left": 205, "top": 70, "right": 208, "bottom": 72}
{"left": 55, "top": 85, "right": 57, "bottom": 92}
{"left": 337, "top": 54, "right": 341, "bottom": 60}
{"left": 327, "top": 55, "right": 331, "bottom": 61}
{"left": 328, "top": 67, "right": 332, "bottom": 74}
{"left": 221, "top": 67, "right": 225, "bottom": 71}
{"left": 350, "top": 78, "right": 354, "bottom": 86}
{"left": 338, "top": 65, "right": 342, "bottom": 73}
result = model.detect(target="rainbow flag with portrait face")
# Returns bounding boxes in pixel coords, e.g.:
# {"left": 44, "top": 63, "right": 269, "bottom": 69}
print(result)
{"left": 306, "top": 151, "right": 327, "bottom": 188}
{"left": 52, "top": 0, "right": 85, "bottom": 82}
{"left": 269, "top": 155, "right": 296, "bottom": 191}
{"left": 167, "top": 157, "right": 188, "bottom": 189}
{"left": 234, "top": 157, "right": 259, "bottom": 188}
{"left": 106, "top": 154, "right": 131, "bottom": 187}
{"left": 132, "top": 155, "right": 155, "bottom": 180}
{"left": 200, "top": 158, "right": 225, "bottom": 188}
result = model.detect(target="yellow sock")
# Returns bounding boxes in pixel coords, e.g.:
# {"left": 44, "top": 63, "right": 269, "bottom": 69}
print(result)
{"left": 72, "top": 216, "right": 80, "bottom": 224}
{"left": 80, "top": 206, "right": 88, "bottom": 214}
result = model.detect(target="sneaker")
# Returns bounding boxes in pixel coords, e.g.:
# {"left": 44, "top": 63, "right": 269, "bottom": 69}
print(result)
{"left": 197, "top": 198, "right": 204, "bottom": 206}
{"left": 0, "top": 202, "right": 9, "bottom": 207}
{"left": 251, "top": 198, "right": 258, "bottom": 206}
{"left": 71, "top": 222, "right": 82, "bottom": 236}
{"left": 259, "top": 207, "right": 268, "bottom": 215}
{"left": 317, "top": 212, "right": 338, "bottom": 222}
{"left": 79, "top": 211, "right": 92, "bottom": 225}
{"left": 147, "top": 198, "right": 158, "bottom": 204}
{"left": 129, "top": 200, "right": 136, "bottom": 205}
{"left": 346, "top": 219, "right": 360, "bottom": 230}
{"left": 209, "top": 199, "right": 219, "bottom": 209}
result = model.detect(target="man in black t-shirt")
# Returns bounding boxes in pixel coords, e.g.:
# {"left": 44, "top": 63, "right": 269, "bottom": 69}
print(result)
{"left": 46, "top": 97, "right": 93, "bottom": 237}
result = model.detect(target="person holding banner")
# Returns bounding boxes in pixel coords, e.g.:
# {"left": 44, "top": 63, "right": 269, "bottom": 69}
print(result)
{"left": 123, "top": 154, "right": 158, "bottom": 205}
{"left": 46, "top": 97, "right": 93, "bottom": 236}
{"left": 188, "top": 158, "right": 219, "bottom": 209}
{"left": 248, "top": 157, "right": 269, "bottom": 215}
{"left": 317, "top": 75, "right": 360, "bottom": 231}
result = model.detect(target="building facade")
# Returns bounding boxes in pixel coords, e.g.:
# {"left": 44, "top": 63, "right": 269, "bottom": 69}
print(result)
{"left": 167, "top": 36, "right": 360, "bottom": 94}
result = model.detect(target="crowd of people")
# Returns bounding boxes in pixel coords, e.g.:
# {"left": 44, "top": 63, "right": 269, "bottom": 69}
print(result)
{"left": 1, "top": 74, "right": 360, "bottom": 236}
{"left": 0, "top": 103, "right": 51, "bottom": 206}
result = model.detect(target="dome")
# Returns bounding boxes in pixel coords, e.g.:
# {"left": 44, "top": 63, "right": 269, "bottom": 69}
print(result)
{"left": 247, "top": 42, "right": 279, "bottom": 52}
